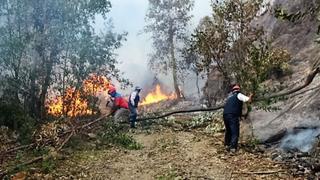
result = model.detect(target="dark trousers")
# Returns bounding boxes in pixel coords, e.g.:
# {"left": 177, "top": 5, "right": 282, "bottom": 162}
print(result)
{"left": 223, "top": 114, "right": 240, "bottom": 149}
{"left": 129, "top": 106, "right": 137, "bottom": 128}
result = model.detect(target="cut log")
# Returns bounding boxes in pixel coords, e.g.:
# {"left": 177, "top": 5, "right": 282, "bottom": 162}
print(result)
{"left": 263, "top": 129, "right": 288, "bottom": 144}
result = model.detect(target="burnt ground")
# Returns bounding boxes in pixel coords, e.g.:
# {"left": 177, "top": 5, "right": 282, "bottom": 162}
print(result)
{"left": 27, "top": 123, "right": 296, "bottom": 180}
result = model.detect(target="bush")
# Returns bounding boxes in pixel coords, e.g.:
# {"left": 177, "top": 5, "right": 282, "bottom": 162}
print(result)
{"left": 41, "top": 157, "right": 56, "bottom": 173}
{"left": 98, "top": 122, "right": 143, "bottom": 150}
{"left": 0, "top": 102, "right": 37, "bottom": 144}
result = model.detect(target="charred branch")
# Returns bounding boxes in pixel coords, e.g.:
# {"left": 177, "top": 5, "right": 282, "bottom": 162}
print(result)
{"left": 138, "top": 67, "right": 320, "bottom": 122}
{"left": 137, "top": 105, "right": 224, "bottom": 121}
{"left": 263, "top": 129, "right": 288, "bottom": 144}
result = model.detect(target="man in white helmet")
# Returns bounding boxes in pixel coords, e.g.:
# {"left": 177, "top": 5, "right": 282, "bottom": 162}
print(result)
{"left": 128, "top": 86, "right": 142, "bottom": 128}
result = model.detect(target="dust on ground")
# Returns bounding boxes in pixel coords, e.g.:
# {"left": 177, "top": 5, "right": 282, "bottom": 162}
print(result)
{"left": 49, "top": 128, "right": 293, "bottom": 180}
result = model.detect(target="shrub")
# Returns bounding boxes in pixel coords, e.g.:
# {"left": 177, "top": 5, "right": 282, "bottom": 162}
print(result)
{"left": 98, "top": 122, "right": 143, "bottom": 150}
{"left": 0, "top": 102, "right": 36, "bottom": 144}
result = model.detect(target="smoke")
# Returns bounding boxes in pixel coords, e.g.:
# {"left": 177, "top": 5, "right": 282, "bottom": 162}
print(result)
{"left": 280, "top": 128, "right": 320, "bottom": 152}
{"left": 99, "top": 0, "right": 211, "bottom": 98}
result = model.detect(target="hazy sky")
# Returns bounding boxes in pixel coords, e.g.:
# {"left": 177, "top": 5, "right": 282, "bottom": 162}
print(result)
{"left": 95, "top": 0, "right": 212, "bottom": 92}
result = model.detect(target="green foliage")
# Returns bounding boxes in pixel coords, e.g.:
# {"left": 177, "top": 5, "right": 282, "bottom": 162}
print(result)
{"left": 273, "top": 3, "right": 320, "bottom": 23}
{"left": 233, "top": 42, "right": 291, "bottom": 94}
{"left": 253, "top": 83, "right": 288, "bottom": 111}
{"left": 145, "top": 0, "right": 194, "bottom": 70}
{"left": 0, "top": 102, "right": 36, "bottom": 144}
{"left": 188, "top": 112, "right": 215, "bottom": 128}
{"left": 32, "top": 146, "right": 50, "bottom": 157}
{"left": 274, "top": 6, "right": 302, "bottom": 22}
{"left": 145, "top": 0, "right": 194, "bottom": 97}
{"left": 187, "top": 0, "right": 292, "bottom": 106}
{"left": 66, "top": 135, "right": 86, "bottom": 151}
{"left": 157, "top": 170, "right": 178, "bottom": 180}
{"left": 246, "top": 137, "right": 261, "bottom": 149}
{"left": 41, "top": 157, "right": 56, "bottom": 173}
{"left": 111, "top": 133, "right": 143, "bottom": 150}
{"left": 97, "top": 122, "right": 143, "bottom": 150}
{"left": 0, "top": 0, "right": 127, "bottom": 120}
{"left": 254, "top": 92, "right": 284, "bottom": 112}
{"left": 200, "top": 111, "right": 224, "bottom": 134}
{"left": 32, "top": 147, "right": 57, "bottom": 173}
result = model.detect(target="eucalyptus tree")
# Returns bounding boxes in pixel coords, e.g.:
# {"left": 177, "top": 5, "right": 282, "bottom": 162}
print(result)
{"left": 145, "top": 0, "right": 194, "bottom": 99}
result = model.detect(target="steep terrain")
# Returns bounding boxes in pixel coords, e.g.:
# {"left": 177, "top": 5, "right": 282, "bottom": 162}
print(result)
{"left": 250, "top": 0, "right": 320, "bottom": 141}
{"left": 205, "top": 0, "right": 320, "bottom": 141}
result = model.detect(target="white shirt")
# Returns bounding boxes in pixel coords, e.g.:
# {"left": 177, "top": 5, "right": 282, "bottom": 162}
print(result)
{"left": 130, "top": 91, "right": 138, "bottom": 105}
{"left": 237, "top": 93, "right": 250, "bottom": 102}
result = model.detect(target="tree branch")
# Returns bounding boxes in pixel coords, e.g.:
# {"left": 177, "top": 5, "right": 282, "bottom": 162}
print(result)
{"left": 137, "top": 67, "right": 320, "bottom": 121}
{"left": 234, "top": 170, "right": 285, "bottom": 175}
{"left": 1, "top": 143, "right": 35, "bottom": 155}
{"left": 57, "top": 130, "right": 74, "bottom": 151}
{"left": 137, "top": 105, "right": 224, "bottom": 121}
{"left": 256, "top": 67, "right": 320, "bottom": 101}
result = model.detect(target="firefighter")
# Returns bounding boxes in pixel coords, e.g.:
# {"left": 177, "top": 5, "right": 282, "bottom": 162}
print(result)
{"left": 107, "top": 86, "right": 129, "bottom": 114}
{"left": 128, "top": 86, "right": 142, "bottom": 128}
{"left": 223, "top": 84, "right": 253, "bottom": 153}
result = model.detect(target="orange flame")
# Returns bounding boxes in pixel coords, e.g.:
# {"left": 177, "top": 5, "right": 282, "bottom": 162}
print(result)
{"left": 46, "top": 74, "right": 110, "bottom": 117}
{"left": 140, "top": 84, "right": 176, "bottom": 105}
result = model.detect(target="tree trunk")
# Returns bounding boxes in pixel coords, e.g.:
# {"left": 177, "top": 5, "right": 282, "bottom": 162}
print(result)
{"left": 196, "top": 71, "right": 200, "bottom": 97}
{"left": 34, "top": 0, "right": 49, "bottom": 119}
{"left": 169, "top": 24, "right": 181, "bottom": 99}
{"left": 39, "top": 51, "right": 56, "bottom": 119}
{"left": 40, "top": 38, "right": 60, "bottom": 118}
{"left": 171, "top": 54, "right": 181, "bottom": 99}
{"left": 5, "top": 0, "right": 21, "bottom": 104}
{"left": 29, "top": 66, "right": 40, "bottom": 118}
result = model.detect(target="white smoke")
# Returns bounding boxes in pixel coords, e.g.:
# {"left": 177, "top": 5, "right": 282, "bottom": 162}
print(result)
{"left": 280, "top": 128, "right": 320, "bottom": 152}
{"left": 93, "top": 0, "right": 211, "bottom": 98}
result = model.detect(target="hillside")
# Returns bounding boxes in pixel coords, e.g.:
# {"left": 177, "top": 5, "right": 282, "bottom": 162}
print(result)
{"left": 251, "top": 0, "right": 320, "bottom": 140}
{"left": 204, "top": 0, "right": 320, "bottom": 141}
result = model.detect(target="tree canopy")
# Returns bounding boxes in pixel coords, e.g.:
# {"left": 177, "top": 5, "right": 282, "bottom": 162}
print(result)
{"left": 0, "top": 0, "right": 127, "bottom": 126}
{"left": 145, "top": 0, "right": 194, "bottom": 98}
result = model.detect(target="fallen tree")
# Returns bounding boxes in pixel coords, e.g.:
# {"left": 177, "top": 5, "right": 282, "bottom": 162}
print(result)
{"left": 137, "top": 67, "right": 320, "bottom": 121}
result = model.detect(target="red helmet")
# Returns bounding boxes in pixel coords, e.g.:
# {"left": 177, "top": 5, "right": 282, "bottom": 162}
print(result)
{"left": 232, "top": 84, "right": 240, "bottom": 91}
{"left": 108, "top": 86, "right": 116, "bottom": 94}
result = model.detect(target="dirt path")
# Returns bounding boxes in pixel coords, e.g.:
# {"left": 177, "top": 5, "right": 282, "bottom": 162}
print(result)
{"left": 49, "top": 128, "right": 293, "bottom": 180}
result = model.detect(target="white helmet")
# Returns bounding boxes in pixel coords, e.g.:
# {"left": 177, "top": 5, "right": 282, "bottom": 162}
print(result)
{"left": 135, "top": 86, "right": 142, "bottom": 91}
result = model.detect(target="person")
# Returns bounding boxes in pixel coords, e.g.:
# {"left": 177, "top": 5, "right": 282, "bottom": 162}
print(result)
{"left": 107, "top": 86, "right": 129, "bottom": 114}
{"left": 128, "top": 86, "right": 142, "bottom": 128}
{"left": 223, "top": 84, "right": 253, "bottom": 153}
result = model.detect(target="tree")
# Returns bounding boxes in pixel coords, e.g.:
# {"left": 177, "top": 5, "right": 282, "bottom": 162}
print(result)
{"left": 145, "top": 0, "right": 194, "bottom": 99}
{"left": 181, "top": 44, "right": 201, "bottom": 96}
{"left": 190, "top": 15, "right": 230, "bottom": 82}
{"left": 188, "top": 0, "right": 291, "bottom": 104}
{"left": 0, "top": 0, "right": 127, "bottom": 123}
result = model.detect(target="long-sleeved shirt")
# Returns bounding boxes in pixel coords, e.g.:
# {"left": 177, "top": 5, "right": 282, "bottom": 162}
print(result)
{"left": 129, "top": 90, "right": 140, "bottom": 108}
{"left": 237, "top": 93, "right": 250, "bottom": 102}
{"left": 110, "top": 92, "right": 129, "bottom": 109}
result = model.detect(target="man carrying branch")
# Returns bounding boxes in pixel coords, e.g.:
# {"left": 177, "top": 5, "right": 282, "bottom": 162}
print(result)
{"left": 107, "top": 86, "right": 129, "bottom": 113}
{"left": 223, "top": 84, "right": 253, "bottom": 153}
{"left": 128, "top": 86, "right": 142, "bottom": 128}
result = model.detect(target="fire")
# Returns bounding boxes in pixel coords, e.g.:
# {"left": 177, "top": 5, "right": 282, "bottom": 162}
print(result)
{"left": 46, "top": 74, "right": 110, "bottom": 117}
{"left": 140, "top": 84, "right": 176, "bottom": 105}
